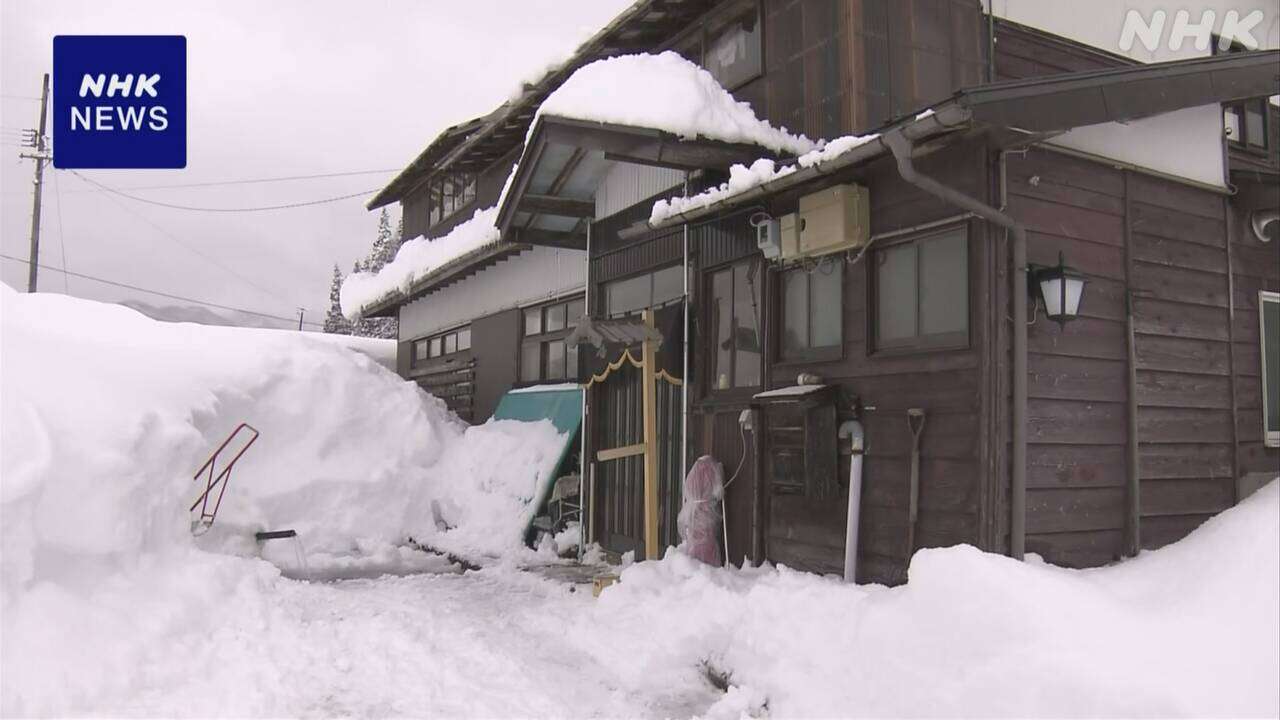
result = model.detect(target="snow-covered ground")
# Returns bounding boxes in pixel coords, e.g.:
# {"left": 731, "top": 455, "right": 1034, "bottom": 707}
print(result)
{"left": 3, "top": 285, "right": 1277, "bottom": 718}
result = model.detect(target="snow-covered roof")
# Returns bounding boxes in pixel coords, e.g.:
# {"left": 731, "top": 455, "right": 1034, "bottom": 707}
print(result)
{"left": 650, "top": 132, "right": 880, "bottom": 225}
{"left": 340, "top": 206, "right": 502, "bottom": 320}
{"left": 535, "top": 52, "right": 815, "bottom": 157}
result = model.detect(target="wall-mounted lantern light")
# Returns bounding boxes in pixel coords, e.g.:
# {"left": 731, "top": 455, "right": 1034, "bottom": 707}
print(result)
{"left": 1030, "top": 251, "right": 1088, "bottom": 327}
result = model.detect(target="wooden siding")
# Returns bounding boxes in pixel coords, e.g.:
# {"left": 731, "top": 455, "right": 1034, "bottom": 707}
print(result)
{"left": 1006, "top": 147, "right": 1253, "bottom": 563}
{"left": 1228, "top": 182, "right": 1280, "bottom": 491}
{"left": 993, "top": 19, "right": 1130, "bottom": 82}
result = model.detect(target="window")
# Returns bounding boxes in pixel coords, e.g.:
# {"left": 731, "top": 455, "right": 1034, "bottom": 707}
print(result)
{"left": 520, "top": 296, "right": 585, "bottom": 383}
{"left": 670, "top": 0, "right": 761, "bottom": 90}
{"left": 707, "top": 258, "right": 762, "bottom": 391}
{"left": 781, "top": 258, "right": 843, "bottom": 360}
{"left": 601, "top": 265, "right": 684, "bottom": 317}
{"left": 424, "top": 171, "right": 477, "bottom": 229}
{"left": 411, "top": 325, "right": 471, "bottom": 368}
{"left": 1215, "top": 35, "right": 1270, "bottom": 151}
{"left": 873, "top": 226, "right": 969, "bottom": 351}
{"left": 1261, "top": 291, "right": 1279, "bottom": 448}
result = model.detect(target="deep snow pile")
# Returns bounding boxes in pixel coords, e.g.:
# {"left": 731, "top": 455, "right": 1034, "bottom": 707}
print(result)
{"left": 340, "top": 205, "right": 503, "bottom": 319}
{"left": 538, "top": 51, "right": 814, "bottom": 156}
{"left": 590, "top": 480, "right": 1280, "bottom": 718}
{"left": 0, "top": 285, "right": 563, "bottom": 714}
{"left": 651, "top": 131, "right": 879, "bottom": 224}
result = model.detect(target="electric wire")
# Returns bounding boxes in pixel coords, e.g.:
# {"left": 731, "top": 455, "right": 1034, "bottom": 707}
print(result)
{"left": 67, "top": 169, "right": 320, "bottom": 315}
{"left": 52, "top": 167, "right": 70, "bottom": 293}
{"left": 2, "top": 167, "right": 399, "bottom": 195}
{"left": 0, "top": 253, "right": 324, "bottom": 327}
{"left": 71, "top": 170, "right": 378, "bottom": 212}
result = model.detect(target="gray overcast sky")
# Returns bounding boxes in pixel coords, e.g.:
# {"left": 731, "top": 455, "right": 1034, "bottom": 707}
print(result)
{"left": 2, "top": 1, "right": 1276, "bottom": 328}
{"left": 0, "top": 0, "right": 630, "bottom": 326}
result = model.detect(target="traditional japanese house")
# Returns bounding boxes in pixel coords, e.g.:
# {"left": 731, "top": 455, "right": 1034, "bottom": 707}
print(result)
{"left": 356, "top": 0, "right": 1279, "bottom": 582}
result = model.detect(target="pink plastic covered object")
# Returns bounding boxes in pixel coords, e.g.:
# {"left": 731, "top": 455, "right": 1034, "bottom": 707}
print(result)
{"left": 678, "top": 455, "right": 724, "bottom": 566}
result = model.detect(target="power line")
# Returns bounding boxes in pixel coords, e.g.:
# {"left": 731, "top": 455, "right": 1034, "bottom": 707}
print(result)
{"left": 0, "top": 253, "right": 324, "bottom": 327}
{"left": 70, "top": 170, "right": 378, "bottom": 212}
{"left": 67, "top": 169, "right": 320, "bottom": 315}
{"left": 4, "top": 167, "right": 399, "bottom": 196}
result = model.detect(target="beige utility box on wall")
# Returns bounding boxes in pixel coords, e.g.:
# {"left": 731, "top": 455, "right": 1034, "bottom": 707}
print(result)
{"left": 787, "top": 183, "right": 870, "bottom": 260}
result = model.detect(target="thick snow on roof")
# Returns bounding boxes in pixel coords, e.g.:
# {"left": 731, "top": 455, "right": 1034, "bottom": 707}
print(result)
{"left": 340, "top": 205, "right": 502, "bottom": 319}
{"left": 650, "top": 131, "right": 879, "bottom": 224}
{"left": 537, "top": 51, "right": 816, "bottom": 156}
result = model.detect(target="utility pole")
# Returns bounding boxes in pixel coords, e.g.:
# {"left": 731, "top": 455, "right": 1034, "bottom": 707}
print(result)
{"left": 20, "top": 73, "right": 51, "bottom": 293}
{"left": 296, "top": 307, "right": 305, "bottom": 331}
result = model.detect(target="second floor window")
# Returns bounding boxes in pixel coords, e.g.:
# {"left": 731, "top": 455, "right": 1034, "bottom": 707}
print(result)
{"left": 673, "top": 0, "right": 762, "bottom": 91}
{"left": 520, "top": 296, "right": 585, "bottom": 383}
{"left": 427, "top": 171, "right": 477, "bottom": 228}
{"left": 1215, "top": 35, "right": 1270, "bottom": 152}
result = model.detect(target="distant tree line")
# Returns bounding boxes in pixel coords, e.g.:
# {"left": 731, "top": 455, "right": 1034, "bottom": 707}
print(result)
{"left": 324, "top": 208, "right": 400, "bottom": 338}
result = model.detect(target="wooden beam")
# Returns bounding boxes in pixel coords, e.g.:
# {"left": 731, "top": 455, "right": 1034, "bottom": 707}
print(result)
{"left": 641, "top": 309, "right": 660, "bottom": 561}
{"left": 596, "top": 443, "right": 646, "bottom": 462}
{"left": 518, "top": 194, "right": 594, "bottom": 218}
{"left": 509, "top": 227, "right": 587, "bottom": 250}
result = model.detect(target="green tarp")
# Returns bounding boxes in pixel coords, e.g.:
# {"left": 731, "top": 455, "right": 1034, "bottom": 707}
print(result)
{"left": 491, "top": 385, "right": 583, "bottom": 540}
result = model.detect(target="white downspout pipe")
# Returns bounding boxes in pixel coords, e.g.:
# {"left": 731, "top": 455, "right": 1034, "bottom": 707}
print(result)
{"left": 839, "top": 420, "right": 865, "bottom": 583}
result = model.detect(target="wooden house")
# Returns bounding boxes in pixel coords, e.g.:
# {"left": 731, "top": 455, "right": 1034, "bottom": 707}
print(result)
{"left": 361, "top": 1, "right": 1279, "bottom": 582}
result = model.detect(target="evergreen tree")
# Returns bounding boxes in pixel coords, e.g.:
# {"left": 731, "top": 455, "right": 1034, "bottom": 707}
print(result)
{"left": 323, "top": 264, "right": 353, "bottom": 335}
{"left": 368, "top": 208, "right": 398, "bottom": 272}
{"left": 341, "top": 210, "right": 401, "bottom": 340}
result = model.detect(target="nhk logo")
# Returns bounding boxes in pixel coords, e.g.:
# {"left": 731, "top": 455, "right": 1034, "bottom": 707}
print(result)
{"left": 53, "top": 36, "right": 186, "bottom": 169}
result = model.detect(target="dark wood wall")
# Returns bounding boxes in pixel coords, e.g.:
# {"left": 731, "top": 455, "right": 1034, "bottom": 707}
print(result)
{"left": 1004, "top": 146, "right": 1270, "bottom": 564}
{"left": 1228, "top": 182, "right": 1280, "bottom": 492}
{"left": 728, "top": 0, "right": 986, "bottom": 143}
{"left": 402, "top": 146, "right": 521, "bottom": 242}
{"left": 992, "top": 17, "right": 1129, "bottom": 82}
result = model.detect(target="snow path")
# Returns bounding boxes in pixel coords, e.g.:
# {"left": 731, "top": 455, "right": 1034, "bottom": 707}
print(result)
{"left": 124, "top": 568, "right": 718, "bottom": 718}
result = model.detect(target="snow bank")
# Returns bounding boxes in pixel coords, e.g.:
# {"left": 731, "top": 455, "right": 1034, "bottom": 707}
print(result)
{"left": 589, "top": 480, "right": 1280, "bottom": 717}
{"left": 0, "top": 285, "right": 563, "bottom": 714}
{"left": 651, "top": 131, "right": 879, "bottom": 224}
{"left": 339, "top": 205, "right": 502, "bottom": 319}
{"left": 538, "top": 51, "right": 815, "bottom": 156}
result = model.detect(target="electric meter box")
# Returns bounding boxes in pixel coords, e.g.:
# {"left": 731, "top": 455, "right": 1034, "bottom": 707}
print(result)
{"left": 795, "top": 184, "right": 869, "bottom": 258}
{"left": 780, "top": 213, "right": 801, "bottom": 258}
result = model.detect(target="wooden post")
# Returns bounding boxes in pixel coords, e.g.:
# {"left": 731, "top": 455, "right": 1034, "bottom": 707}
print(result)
{"left": 641, "top": 309, "right": 660, "bottom": 560}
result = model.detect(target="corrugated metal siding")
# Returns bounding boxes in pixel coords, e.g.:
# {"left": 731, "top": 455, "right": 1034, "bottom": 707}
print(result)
{"left": 594, "top": 162, "right": 684, "bottom": 219}
{"left": 399, "top": 245, "right": 586, "bottom": 341}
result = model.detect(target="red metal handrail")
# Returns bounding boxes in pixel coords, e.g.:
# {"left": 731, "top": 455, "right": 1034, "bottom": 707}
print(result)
{"left": 190, "top": 422, "right": 260, "bottom": 527}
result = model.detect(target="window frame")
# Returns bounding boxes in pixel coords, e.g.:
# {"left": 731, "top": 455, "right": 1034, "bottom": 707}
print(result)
{"left": 868, "top": 224, "right": 972, "bottom": 355}
{"left": 776, "top": 257, "right": 845, "bottom": 365}
{"left": 1261, "top": 290, "right": 1279, "bottom": 448}
{"left": 599, "top": 264, "right": 685, "bottom": 319}
{"left": 519, "top": 295, "right": 586, "bottom": 383}
{"left": 703, "top": 257, "right": 764, "bottom": 397}
{"left": 423, "top": 170, "right": 478, "bottom": 230}
{"left": 663, "top": 0, "right": 763, "bottom": 92}
{"left": 410, "top": 324, "right": 472, "bottom": 369}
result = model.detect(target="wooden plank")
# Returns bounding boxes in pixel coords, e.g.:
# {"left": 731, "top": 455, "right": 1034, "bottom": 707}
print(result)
{"left": 1140, "top": 513, "right": 1209, "bottom": 550}
{"left": 1127, "top": 173, "right": 1225, "bottom": 220}
{"left": 860, "top": 457, "right": 979, "bottom": 512}
{"left": 640, "top": 309, "right": 660, "bottom": 561}
{"left": 1128, "top": 201, "right": 1225, "bottom": 248}
{"left": 1025, "top": 231, "right": 1126, "bottom": 282}
{"left": 1131, "top": 233, "right": 1228, "bottom": 275}
{"left": 1027, "top": 443, "right": 1127, "bottom": 489}
{"left": 1026, "top": 529, "right": 1124, "bottom": 568}
{"left": 1027, "top": 353, "right": 1126, "bottom": 402}
{"left": 1135, "top": 370, "right": 1233, "bottom": 409}
{"left": 1139, "top": 442, "right": 1234, "bottom": 480}
{"left": 1133, "top": 335, "right": 1230, "bottom": 375}
{"left": 1140, "top": 477, "right": 1234, "bottom": 517}
{"left": 1026, "top": 487, "right": 1125, "bottom": 533}
{"left": 596, "top": 443, "right": 646, "bottom": 462}
{"left": 1132, "top": 298, "right": 1229, "bottom": 342}
{"left": 1131, "top": 261, "right": 1229, "bottom": 308}
{"left": 1136, "top": 407, "right": 1234, "bottom": 443}
{"left": 1007, "top": 194, "right": 1125, "bottom": 246}
{"left": 1027, "top": 398, "right": 1127, "bottom": 445}
{"left": 1028, "top": 316, "right": 1127, "bottom": 361}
